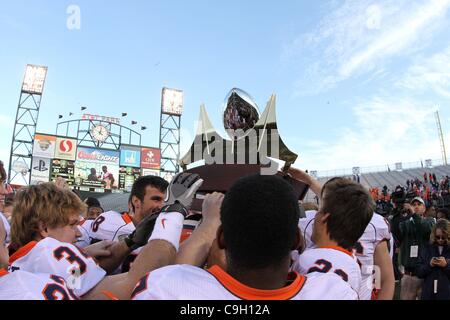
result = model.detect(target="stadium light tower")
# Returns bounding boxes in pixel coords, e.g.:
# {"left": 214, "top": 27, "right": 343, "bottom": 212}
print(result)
{"left": 8, "top": 64, "right": 48, "bottom": 185}
{"left": 159, "top": 87, "right": 183, "bottom": 176}
{"left": 435, "top": 110, "right": 448, "bottom": 166}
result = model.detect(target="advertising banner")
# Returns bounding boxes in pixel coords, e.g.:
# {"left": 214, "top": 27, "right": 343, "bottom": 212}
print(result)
{"left": 50, "top": 159, "right": 75, "bottom": 186}
{"left": 30, "top": 157, "right": 51, "bottom": 185}
{"left": 55, "top": 137, "right": 77, "bottom": 161}
{"left": 141, "top": 147, "right": 161, "bottom": 169}
{"left": 141, "top": 168, "right": 160, "bottom": 177}
{"left": 33, "top": 134, "right": 56, "bottom": 159}
{"left": 75, "top": 147, "right": 120, "bottom": 189}
{"left": 120, "top": 146, "right": 141, "bottom": 168}
{"left": 119, "top": 167, "right": 141, "bottom": 192}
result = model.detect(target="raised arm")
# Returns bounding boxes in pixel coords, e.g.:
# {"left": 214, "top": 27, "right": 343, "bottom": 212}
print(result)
{"left": 176, "top": 192, "right": 223, "bottom": 267}
{"left": 287, "top": 167, "right": 322, "bottom": 197}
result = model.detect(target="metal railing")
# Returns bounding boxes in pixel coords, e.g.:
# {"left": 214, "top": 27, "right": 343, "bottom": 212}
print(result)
{"left": 315, "top": 158, "right": 449, "bottom": 178}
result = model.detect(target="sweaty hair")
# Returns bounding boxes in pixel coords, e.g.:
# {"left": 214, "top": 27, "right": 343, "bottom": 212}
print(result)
{"left": 129, "top": 175, "right": 168, "bottom": 211}
{"left": 10, "top": 183, "right": 86, "bottom": 248}
{"left": 221, "top": 174, "right": 300, "bottom": 269}
{"left": 320, "top": 177, "right": 374, "bottom": 250}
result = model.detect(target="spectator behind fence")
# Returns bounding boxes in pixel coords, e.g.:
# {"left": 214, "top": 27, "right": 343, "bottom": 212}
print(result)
{"left": 416, "top": 219, "right": 450, "bottom": 300}
{"left": 394, "top": 197, "right": 435, "bottom": 300}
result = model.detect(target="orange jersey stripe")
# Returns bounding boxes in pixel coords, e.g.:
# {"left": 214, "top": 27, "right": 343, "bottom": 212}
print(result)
{"left": 9, "top": 241, "right": 38, "bottom": 264}
{"left": 207, "top": 265, "right": 306, "bottom": 300}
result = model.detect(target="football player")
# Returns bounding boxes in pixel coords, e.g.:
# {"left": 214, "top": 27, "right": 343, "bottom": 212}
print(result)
{"left": 289, "top": 167, "right": 395, "bottom": 300}
{"left": 89, "top": 175, "right": 168, "bottom": 272}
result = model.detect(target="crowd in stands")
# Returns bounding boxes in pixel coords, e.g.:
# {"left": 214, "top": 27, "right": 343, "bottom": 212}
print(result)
{"left": 369, "top": 172, "right": 450, "bottom": 218}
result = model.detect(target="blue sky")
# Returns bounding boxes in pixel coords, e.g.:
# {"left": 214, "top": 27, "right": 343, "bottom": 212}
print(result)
{"left": 1, "top": 0, "right": 450, "bottom": 175}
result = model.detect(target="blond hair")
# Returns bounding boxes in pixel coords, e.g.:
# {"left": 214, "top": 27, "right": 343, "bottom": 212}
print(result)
{"left": 430, "top": 219, "right": 450, "bottom": 244}
{"left": 10, "top": 183, "right": 86, "bottom": 248}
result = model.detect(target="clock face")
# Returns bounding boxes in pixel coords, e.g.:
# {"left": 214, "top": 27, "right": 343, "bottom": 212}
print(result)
{"left": 91, "top": 125, "right": 109, "bottom": 142}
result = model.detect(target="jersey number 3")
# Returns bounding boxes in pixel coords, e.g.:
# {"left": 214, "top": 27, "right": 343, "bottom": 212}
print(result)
{"left": 53, "top": 246, "right": 87, "bottom": 275}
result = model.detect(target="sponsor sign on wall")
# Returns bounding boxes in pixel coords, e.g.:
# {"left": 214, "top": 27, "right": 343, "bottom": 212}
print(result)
{"left": 141, "top": 168, "right": 160, "bottom": 177}
{"left": 30, "top": 157, "right": 51, "bottom": 185}
{"left": 141, "top": 147, "right": 161, "bottom": 169}
{"left": 33, "top": 134, "right": 56, "bottom": 158}
{"left": 120, "top": 146, "right": 141, "bottom": 168}
{"left": 55, "top": 137, "right": 77, "bottom": 161}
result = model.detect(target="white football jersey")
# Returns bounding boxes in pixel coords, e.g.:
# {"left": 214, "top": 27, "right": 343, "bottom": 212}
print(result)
{"left": 8, "top": 237, "right": 106, "bottom": 297}
{"left": 291, "top": 247, "right": 361, "bottom": 295}
{"left": 298, "top": 211, "right": 392, "bottom": 300}
{"left": 131, "top": 264, "right": 358, "bottom": 300}
{"left": 90, "top": 211, "right": 135, "bottom": 242}
{"left": 0, "top": 212, "right": 10, "bottom": 244}
{"left": 0, "top": 269, "right": 78, "bottom": 300}
{"left": 75, "top": 218, "right": 94, "bottom": 249}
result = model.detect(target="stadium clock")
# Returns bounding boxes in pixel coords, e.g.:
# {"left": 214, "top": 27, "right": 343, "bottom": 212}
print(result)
{"left": 91, "top": 125, "right": 110, "bottom": 142}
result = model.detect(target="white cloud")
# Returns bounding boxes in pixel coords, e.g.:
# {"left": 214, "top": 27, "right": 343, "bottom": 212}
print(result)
{"left": 293, "top": 96, "right": 441, "bottom": 172}
{"left": 397, "top": 46, "right": 450, "bottom": 98}
{"left": 284, "top": 0, "right": 450, "bottom": 95}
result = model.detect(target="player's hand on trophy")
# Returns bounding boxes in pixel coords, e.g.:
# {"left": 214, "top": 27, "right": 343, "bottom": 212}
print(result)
{"left": 201, "top": 192, "right": 224, "bottom": 226}
{"left": 54, "top": 177, "right": 69, "bottom": 189}
{"left": 161, "top": 173, "right": 204, "bottom": 217}
{"left": 286, "top": 167, "right": 314, "bottom": 184}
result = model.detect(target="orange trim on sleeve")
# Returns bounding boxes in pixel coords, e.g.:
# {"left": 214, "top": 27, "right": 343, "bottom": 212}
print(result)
{"left": 207, "top": 265, "right": 306, "bottom": 300}
{"left": 320, "top": 246, "right": 354, "bottom": 257}
{"left": 0, "top": 269, "right": 8, "bottom": 277}
{"left": 79, "top": 218, "right": 86, "bottom": 226}
{"left": 122, "top": 213, "right": 132, "bottom": 224}
{"left": 9, "top": 241, "right": 38, "bottom": 264}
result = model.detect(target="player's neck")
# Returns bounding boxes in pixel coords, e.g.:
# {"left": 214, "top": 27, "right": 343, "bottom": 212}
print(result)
{"left": 227, "top": 259, "right": 291, "bottom": 290}
{"left": 314, "top": 235, "right": 339, "bottom": 249}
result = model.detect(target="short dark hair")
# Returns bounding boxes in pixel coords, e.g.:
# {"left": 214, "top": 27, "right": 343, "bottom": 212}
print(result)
{"left": 321, "top": 177, "right": 374, "bottom": 250}
{"left": 437, "top": 208, "right": 450, "bottom": 220}
{"left": 220, "top": 174, "right": 300, "bottom": 269}
{"left": 129, "top": 176, "right": 168, "bottom": 211}
{"left": 84, "top": 197, "right": 101, "bottom": 208}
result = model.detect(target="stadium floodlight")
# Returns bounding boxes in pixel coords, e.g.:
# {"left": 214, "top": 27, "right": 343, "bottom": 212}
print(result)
{"left": 161, "top": 87, "right": 183, "bottom": 116}
{"left": 21, "top": 64, "right": 48, "bottom": 94}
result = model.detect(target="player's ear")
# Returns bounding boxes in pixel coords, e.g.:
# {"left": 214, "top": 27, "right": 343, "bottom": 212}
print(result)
{"left": 216, "top": 225, "right": 226, "bottom": 250}
{"left": 132, "top": 195, "right": 141, "bottom": 211}
{"left": 38, "top": 221, "right": 49, "bottom": 238}
{"left": 317, "top": 212, "right": 330, "bottom": 225}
